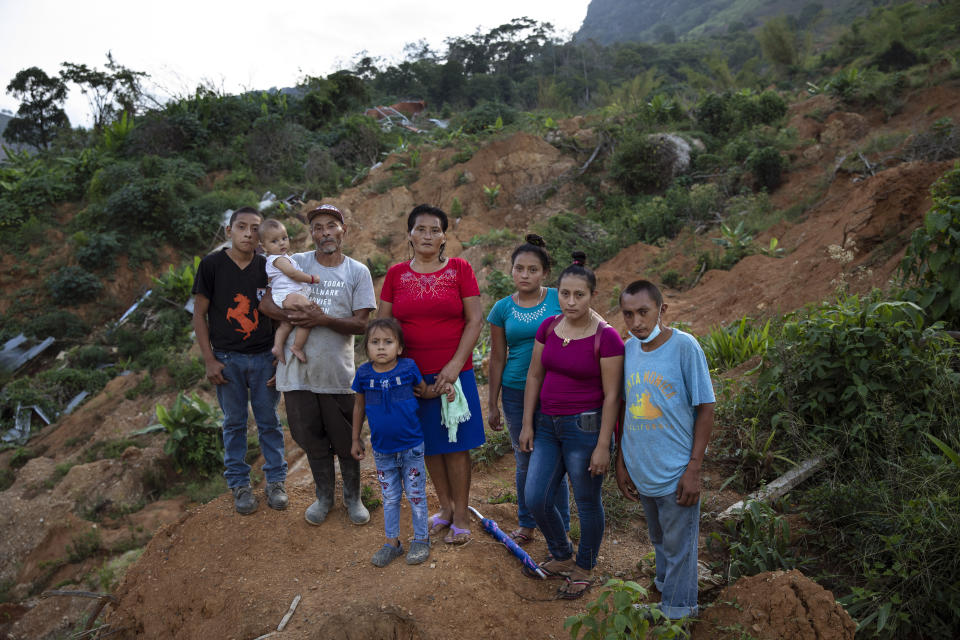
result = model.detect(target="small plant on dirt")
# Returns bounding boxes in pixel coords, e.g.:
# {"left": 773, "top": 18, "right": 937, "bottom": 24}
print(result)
{"left": 758, "top": 237, "right": 784, "bottom": 258}
{"left": 366, "top": 254, "right": 390, "bottom": 279}
{"left": 66, "top": 529, "right": 102, "bottom": 563}
{"left": 83, "top": 439, "right": 140, "bottom": 463}
{"left": 660, "top": 270, "right": 682, "bottom": 289}
{"left": 564, "top": 579, "right": 688, "bottom": 639}
{"left": 698, "top": 316, "right": 772, "bottom": 372}
{"left": 9, "top": 447, "right": 37, "bottom": 469}
{"left": 484, "top": 270, "right": 514, "bottom": 301}
{"left": 155, "top": 392, "right": 223, "bottom": 475}
{"left": 0, "top": 468, "right": 14, "bottom": 492}
{"left": 361, "top": 484, "right": 382, "bottom": 510}
{"left": 483, "top": 183, "right": 502, "bottom": 208}
{"left": 470, "top": 428, "right": 512, "bottom": 470}
{"left": 450, "top": 196, "right": 463, "bottom": 218}
{"left": 152, "top": 256, "right": 201, "bottom": 305}
{"left": 182, "top": 476, "right": 227, "bottom": 504}
{"left": 712, "top": 499, "right": 799, "bottom": 580}
{"left": 125, "top": 375, "right": 156, "bottom": 400}
{"left": 45, "top": 266, "right": 103, "bottom": 305}
{"left": 601, "top": 474, "right": 642, "bottom": 529}
{"left": 488, "top": 491, "right": 517, "bottom": 505}
{"left": 712, "top": 221, "right": 754, "bottom": 268}
{"left": 721, "top": 418, "right": 794, "bottom": 491}
{"left": 375, "top": 233, "right": 393, "bottom": 248}
{"left": 463, "top": 229, "right": 518, "bottom": 248}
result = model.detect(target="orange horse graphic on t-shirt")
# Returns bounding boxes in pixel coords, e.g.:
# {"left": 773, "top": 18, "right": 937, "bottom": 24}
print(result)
{"left": 225, "top": 293, "right": 259, "bottom": 339}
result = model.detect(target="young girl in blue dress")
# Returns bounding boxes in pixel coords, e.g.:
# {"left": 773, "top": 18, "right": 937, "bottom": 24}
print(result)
{"left": 351, "top": 318, "right": 454, "bottom": 567}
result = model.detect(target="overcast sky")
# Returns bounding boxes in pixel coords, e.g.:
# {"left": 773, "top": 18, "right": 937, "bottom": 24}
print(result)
{"left": 0, "top": 0, "right": 588, "bottom": 127}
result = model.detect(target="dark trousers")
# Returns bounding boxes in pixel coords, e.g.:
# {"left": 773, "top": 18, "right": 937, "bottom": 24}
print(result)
{"left": 284, "top": 391, "right": 356, "bottom": 486}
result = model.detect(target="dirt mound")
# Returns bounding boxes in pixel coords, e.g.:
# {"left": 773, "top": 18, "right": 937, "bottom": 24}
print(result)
{"left": 694, "top": 569, "right": 856, "bottom": 640}
{"left": 104, "top": 460, "right": 656, "bottom": 640}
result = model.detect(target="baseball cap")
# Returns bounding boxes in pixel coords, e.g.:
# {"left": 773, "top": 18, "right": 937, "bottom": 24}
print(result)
{"left": 306, "top": 204, "right": 345, "bottom": 224}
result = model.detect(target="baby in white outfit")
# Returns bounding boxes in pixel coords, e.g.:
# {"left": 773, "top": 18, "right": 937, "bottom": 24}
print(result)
{"left": 260, "top": 219, "right": 315, "bottom": 363}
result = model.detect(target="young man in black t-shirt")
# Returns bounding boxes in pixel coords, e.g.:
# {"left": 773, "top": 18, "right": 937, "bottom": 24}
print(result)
{"left": 192, "top": 206, "right": 288, "bottom": 514}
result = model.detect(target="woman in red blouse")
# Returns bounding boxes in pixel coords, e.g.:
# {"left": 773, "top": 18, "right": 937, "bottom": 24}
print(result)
{"left": 379, "top": 204, "right": 486, "bottom": 544}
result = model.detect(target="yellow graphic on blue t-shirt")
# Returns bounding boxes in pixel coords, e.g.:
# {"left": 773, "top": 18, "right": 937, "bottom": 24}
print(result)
{"left": 629, "top": 391, "right": 662, "bottom": 420}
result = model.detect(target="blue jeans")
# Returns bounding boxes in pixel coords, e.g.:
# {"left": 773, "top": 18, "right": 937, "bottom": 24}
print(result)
{"left": 501, "top": 386, "right": 570, "bottom": 531}
{"left": 214, "top": 349, "right": 286, "bottom": 488}
{"left": 639, "top": 494, "right": 700, "bottom": 619}
{"left": 526, "top": 409, "right": 607, "bottom": 571}
{"left": 373, "top": 444, "right": 428, "bottom": 542}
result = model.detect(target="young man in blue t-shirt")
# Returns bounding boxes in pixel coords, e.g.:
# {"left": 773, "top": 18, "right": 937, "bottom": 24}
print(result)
{"left": 616, "top": 280, "right": 715, "bottom": 621}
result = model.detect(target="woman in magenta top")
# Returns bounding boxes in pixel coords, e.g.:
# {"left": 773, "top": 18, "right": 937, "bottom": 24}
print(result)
{"left": 380, "top": 204, "right": 485, "bottom": 545}
{"left": 519, "top": 251, "right": 624, "bottom": 599}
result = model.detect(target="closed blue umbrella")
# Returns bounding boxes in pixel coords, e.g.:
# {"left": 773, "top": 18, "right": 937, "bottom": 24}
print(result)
{"left": 468, "top": 506, "right": 546, "bottom": 578}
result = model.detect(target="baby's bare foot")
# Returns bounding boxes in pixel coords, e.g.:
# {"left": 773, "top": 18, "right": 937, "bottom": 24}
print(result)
{"left": 290, "top": 346, "right": 307, "bottom": 363}
{"left": 271, "top": 345, "right": 286, "bottom": 365}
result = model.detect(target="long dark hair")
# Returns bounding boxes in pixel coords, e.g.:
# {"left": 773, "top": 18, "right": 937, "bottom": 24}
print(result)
{"left": 406, "top": 204, "right": 448, "bottom": 260}
{"left": 558, "top": 251, "right": 596, "bottom": 292}
{"left": 511, "top": 234, "right": 551, "bottom": 272}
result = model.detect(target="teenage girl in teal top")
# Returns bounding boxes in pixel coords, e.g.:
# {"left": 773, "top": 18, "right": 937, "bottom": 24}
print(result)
{"left": 487, "top": 234, "right": 569, "bottom": 544}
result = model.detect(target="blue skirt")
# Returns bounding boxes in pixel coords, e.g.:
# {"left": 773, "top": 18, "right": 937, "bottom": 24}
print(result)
{"left": 417, "top": 369, "right": 486, "bottom": 455}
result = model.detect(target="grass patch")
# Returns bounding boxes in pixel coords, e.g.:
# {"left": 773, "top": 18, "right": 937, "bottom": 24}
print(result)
{"left": 471, "top": 428, "right": 512, "bottom": 470}
{"left": 361, "top": 484, "right": 382, "bottom": 510}
{"left": 488, "top": 491, "right": 517, "bottom": 505}
{"left": 83, "top": 439, "right": 139, "bottom": 463}
{"left": 0, "top": 468, "right": 14, "bottom": 492}
{"left": 601, "top": 474, "right": 642, "bottom": 530}
{"left": 66, "top": 529, "right": 102, "bottom": 563}
{"left": 462, "top": 229, "right": 519, "bottom": 248}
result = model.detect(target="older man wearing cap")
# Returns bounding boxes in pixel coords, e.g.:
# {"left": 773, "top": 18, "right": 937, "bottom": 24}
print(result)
{"left": 261, "top": 204, "right": 377, "bottom": 525}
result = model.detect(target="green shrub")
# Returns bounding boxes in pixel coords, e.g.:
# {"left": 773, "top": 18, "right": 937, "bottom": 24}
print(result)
{"left": 66, "top": 529, "right": 101, "bottom": 563}
{"left": 9, "top": 447, "right": 37, "bottom": 469}
{"left": 899, "top": 164, "right": 960, "bottom": 327}
{"left": 38, "top": 367, "right": 110, "bottom": 405}
{"left": 805, "top": 449, "right": 960, "bottom": 639}
{"left": 454, "top": 101, "right": 518, "bottom": 134}
{"left": 152, "top": 256, "right": 201, "bottom": 305}
{"left": 746, "top": 147, "right": 787, "bottom": 191}
{"left": 83, "top": 439, "right": 139, "bottom": 463}
{"left": 758, "top": 292, "right": 958, "bottom": 461}
{"left": 72, "top": 231, "right": 122, "bottom": 272}
{"left": 713, "top": 499, "right": 801, "bottom": 580}
{"left": 564, "top": 579, "right": 687, "bottom": 639}
{"left": 28, "top": 310, "right": 88, "bottom": 340}
{"left": 68, "top": 345, "right": 111, "bottom": 369}
{"left": 167, "top": 354, "right": 205, "bottom": 390}
{"left": 45, "top": 266, "right": 103, "bottom": 305}
{"left": 695, "top": 90, "right": 787, "bottom": 141}
{"left": 609, "top": 132, "right": 675, "bottom": 195}
{"left": 484, "top": 270, "right": 514, "bottom": 301}
{"left": 155, "top": 393, "right": 223, "bottom": 475}
{"left": 698, "top": 317, "right": 771, "bottom": 371}
{"left": 366, "top": 254, "right": 390, "bottom": 279}
{"left": 462, "top": 229, "right": 518, "bottom": 248}
{"left": 0, "top": 468, "right": 14, "bottom": 492}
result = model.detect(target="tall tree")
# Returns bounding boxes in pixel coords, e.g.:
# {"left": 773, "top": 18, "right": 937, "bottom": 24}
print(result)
{"left": 60, "top": 52, "right": 147, "bottom": 130}
{"left": 4, "top": 67, "right": 70, "bottom": 149}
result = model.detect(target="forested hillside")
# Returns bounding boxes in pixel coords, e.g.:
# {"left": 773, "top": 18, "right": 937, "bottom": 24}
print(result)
{"left": 574, "top": 0, "right": 870, "bottom": 45}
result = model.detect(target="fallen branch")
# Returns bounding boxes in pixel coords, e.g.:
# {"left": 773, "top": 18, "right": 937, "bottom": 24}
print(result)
{"left": 277, "top": 594, "right": 302, "bottom": 631}
{"left": 718, "top": 455, "right": 826, "bottom": 520}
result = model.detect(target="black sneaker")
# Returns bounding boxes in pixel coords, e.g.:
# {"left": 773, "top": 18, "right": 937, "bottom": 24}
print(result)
{"left": 265, "top": 481, "right": 288, "bottom": 510}
{"left": 232, "top": 485, "right": 258, "bottom": 515}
